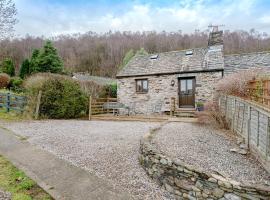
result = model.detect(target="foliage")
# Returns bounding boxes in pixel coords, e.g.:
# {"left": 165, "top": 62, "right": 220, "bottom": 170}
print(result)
{"left": 135, "top": 47, "right": 148, "bottom": 56}
{"left": 99, "top": 83, "right": 117, "bottom": 98}
{"left": 29, "top": 49, "right": 40, "bottom": 73}
{"left": 36, "top": 41, "right": 63, "bottom": 73}
{"left": 78, "top": 80, "right": 103, "bottom": 97}
{"left": 1, "top": 29, "right": 270, "bottom": 77}
{"left": 119, "top": 48, "right": 148, "bottom": 69}
{"left": 119, "top": 49, "right": 134, "bottom": 69}
{"left": 196, "top": 102, "right": 204, "bottom": 107}
{"left": 24, "top": 73, "right": 88, "bottom": 119}
{"left": 0, "top": 155, "right": 52, "bottom": 200}
{"left": 0, "top": 0, "right": 17, "bottom": 39}
{"left": 197, "top": 101, "right": 229, "bottom": 129}
{"left": 0, "top": 73, "right": 10, "bottom": 88}
{"left": 19, "top": 59, "right": 30, "bottom": 79}
{"left": 1, "top": 58, "right": 15, "bottom": 76}
{"left": 9, "top": 77, "right": 23, "bottom": 92}
{"left": 215, "top": 70, "right": 260, "bottom": 97}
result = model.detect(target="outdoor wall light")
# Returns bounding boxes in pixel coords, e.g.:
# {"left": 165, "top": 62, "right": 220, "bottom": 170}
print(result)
{"left": 171, "top": 80, "right": 175, "bottom": 86}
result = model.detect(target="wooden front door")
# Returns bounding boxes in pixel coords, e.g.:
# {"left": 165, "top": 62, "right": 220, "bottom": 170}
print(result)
{"left": 179, "top": 78, "right": 195, "bottom": 108}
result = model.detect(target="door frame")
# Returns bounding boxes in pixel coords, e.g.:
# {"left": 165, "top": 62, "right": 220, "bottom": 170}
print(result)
{"left": 178, "top": 77, "right": 196, "bottom": 108}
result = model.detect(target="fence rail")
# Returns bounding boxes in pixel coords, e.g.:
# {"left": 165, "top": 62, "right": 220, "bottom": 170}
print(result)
{"left": 0, "top": 92, "right": 27, "bottom": 113}
{"left": 247, "top": 79, "right": 270, "bottom": 107}
{"left": 89, "top": 97, "right": 117, "bottom": 116}
{"left": 219, "top": 95, "right": 270, "bottom": 172}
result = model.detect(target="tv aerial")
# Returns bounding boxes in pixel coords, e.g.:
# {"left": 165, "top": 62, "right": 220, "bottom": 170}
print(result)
{"left": 208, "top": 24, "right": 225, "bottom": 32}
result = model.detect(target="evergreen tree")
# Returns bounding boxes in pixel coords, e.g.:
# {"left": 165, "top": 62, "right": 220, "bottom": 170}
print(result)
{"left": 29, "top": 49, "right": 40, "bottom": 73}
{"left": 19, "top": 59, "right": 30, "bottom": 79}
{"left": 38, "top": 41, "right": 63, "bottom": 73}
{"left": 1, "top": 58, "right": 15, "bottom": 76}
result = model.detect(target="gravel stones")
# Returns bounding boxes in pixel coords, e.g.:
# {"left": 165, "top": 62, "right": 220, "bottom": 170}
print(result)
{"left": 153, "top": 122, "right": 270, "bottom": 184}
{"left": 1, "top": 120, "right": 173, "bottom": 200}
{"left": 0, "top": 190, "right": 11, "bottom": 200}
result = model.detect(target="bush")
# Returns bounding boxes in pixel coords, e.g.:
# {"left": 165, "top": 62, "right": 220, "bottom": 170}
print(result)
{"left": 197, "top": 101, "right": 229, "bottom": 129}
{"left": 0, "top": 73, "right": 10, "bottom": 89}
{"left": 215, "top": 70, "right": 260, "bottom": 97}
{"left": 99, "top": 83, "right": 117, "bottom": 98}
{"left": 9, "top": 77, "right": 24, "bottom": 92}
{"left": 24, "top": 73, "right": 88, "bottom": 119}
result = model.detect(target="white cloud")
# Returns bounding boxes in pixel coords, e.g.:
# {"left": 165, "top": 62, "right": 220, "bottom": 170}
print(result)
{"left": 13, "top": 0, "right": 270, "bottom": 37}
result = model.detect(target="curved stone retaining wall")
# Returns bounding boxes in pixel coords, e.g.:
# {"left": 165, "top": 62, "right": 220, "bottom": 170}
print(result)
{"left": 139, "top": 125, "right": 270, "bottom": 200}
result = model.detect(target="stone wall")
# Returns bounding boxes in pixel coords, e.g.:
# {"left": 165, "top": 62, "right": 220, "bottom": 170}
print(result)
{"left": 219, "top": 95, "right": 270, "bottom": 173}
{"left": 117, "top": 71, "right": 222, "bottom": 114}
{"left": 139, "top": 124, "right": 270, "bottom": 200}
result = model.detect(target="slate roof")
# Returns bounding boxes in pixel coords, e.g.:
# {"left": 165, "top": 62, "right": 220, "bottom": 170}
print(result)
{"left": 73, "top": 73, "right": 116, "bottom": 86}
{"left": 117, "top": 45, "right": 224, "bottom": 77}
{"left": 224, "top": 51, "right": 270, "bottom": 75}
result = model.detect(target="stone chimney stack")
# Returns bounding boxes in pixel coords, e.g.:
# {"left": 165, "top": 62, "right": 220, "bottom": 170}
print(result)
{"left": 208, "top": 31, "right": 223, "bottom": 46}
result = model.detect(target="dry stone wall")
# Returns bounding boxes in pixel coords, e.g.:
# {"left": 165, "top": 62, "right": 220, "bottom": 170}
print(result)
{"left": 117, "top": 71, "right": 222, "bottom": 114}
{"left": 139, "top": 124, "right": 270, "bottom": 200}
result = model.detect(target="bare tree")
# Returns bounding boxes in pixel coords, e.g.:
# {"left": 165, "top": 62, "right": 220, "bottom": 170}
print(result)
{"left": 0, "top": 0, "right": 17, "bottom": 40}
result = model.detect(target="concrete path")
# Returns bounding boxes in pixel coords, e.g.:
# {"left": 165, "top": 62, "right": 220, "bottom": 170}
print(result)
{"left": 0, "top": 128, "right": 131, "bottom": 200}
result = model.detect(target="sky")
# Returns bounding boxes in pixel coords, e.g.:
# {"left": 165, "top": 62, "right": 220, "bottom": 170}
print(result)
{"left": 13, "top": 0, "right": 270, "bottom": 37}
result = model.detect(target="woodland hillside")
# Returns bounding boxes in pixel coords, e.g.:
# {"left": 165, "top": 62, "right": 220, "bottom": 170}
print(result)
{"left": 0, "top": 29, "right": 270, "bottom": 77}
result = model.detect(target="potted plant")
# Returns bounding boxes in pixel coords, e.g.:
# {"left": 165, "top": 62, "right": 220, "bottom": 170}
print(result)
{"left": 196, "top": 102, "right": 204, "bottom": 111}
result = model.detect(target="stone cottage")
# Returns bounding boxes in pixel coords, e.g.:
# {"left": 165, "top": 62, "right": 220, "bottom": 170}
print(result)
{"left": 116, "top": 31, "right": 270, "bottom": 114}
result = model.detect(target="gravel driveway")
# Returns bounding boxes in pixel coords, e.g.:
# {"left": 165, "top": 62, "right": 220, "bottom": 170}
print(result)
{"left": 1, "top": 120, "right": 172, "bottom": 200}
{"left": 0, "top": 190, "right": 11, "bottom": 200}
{"left": 153, "top": 122, "right": 270, "bottom": 184}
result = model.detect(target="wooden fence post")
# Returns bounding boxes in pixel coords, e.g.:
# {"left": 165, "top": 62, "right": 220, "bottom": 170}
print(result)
{"left": 89, "top": 96, "right": 92, "bottom": 121}
{"left": 170, "top": 97, "right": 175, "bottom": 117}
{"left": 6, "top": 92, "right": 10, "bottom": 113}
{"left": 35, "top": 91, "right": 42, "bottom": 120}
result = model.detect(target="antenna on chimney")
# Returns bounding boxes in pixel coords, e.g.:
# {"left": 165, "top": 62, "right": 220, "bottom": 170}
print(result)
{"left": 208, "top": 24, "right": 225, "bottom": 32}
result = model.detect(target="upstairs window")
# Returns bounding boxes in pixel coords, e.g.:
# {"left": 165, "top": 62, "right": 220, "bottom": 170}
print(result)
{"left": 136, "top": 79, "right": 148, "bottom": 93}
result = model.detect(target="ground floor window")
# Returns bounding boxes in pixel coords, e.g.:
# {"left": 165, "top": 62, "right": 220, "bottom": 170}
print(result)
{"left": 136, "top": 79, "right": 148, "bottom": 93}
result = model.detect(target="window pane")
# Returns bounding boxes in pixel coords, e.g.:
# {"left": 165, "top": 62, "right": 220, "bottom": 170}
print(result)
{"left": 142, "top": 80, "right": 148, "bottom": 91}
{"left": 187, "top": 79, "right": 193, "bottom": 90}
{"left": 181, "top": 80, "right": 186, "bottom": 92}
{"left": 136, "top": 80, "right": 142, "bottom": 92}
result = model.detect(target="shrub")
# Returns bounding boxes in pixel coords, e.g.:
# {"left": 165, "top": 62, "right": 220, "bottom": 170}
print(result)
{"left": 1, "top": 58, "right": 15, "bottom": 76}
{"left": 0, "top": 73, "right": 10, "bottom": 89}
{"left": 99, "top": 83, "right": 117, "bottom": 98}
{"left": 9, "top": 77, "right": 24, "bottom": 93}
{"left": 197, "top": 101, "right": 229, "bottom": 129}
{"left": 24, "top": 73, "right": 88, "bottom": 119}
{"left": 215, "top": 70, "right": 260, "bottom": 97}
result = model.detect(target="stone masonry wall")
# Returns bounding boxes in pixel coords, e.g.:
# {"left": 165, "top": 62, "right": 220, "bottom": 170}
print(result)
{"left": 117, "top": 71, "right": 222, "bottom": 114}
{"left": 139, "top": 124, "right": 270, "bottom": 200}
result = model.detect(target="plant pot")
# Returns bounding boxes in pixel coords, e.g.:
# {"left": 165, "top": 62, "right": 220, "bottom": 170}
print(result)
{"left": 196, "top": 106, "right": 204, "bottom": 111}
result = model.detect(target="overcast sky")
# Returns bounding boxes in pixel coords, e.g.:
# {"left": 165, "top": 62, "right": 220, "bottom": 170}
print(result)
{"left": 13, "top": 0, "right": 270, "bottom": 37}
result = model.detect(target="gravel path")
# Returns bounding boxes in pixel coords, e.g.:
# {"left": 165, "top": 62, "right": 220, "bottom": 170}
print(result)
{"left": 0, "top": 190, "right": 11, "bottom": 200}
{"left": 153, "top": 122, "right": 270, "bottom": 184}
{"left": 1, "top": 120, "right": 173, "bottom": 200}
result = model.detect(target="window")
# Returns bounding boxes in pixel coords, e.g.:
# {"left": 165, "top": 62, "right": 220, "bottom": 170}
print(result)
{"left": 136, "top": 79, "right": 148, "bottom": 93}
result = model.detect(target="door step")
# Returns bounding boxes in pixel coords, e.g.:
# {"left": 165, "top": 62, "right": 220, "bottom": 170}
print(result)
{"left": 174, "top": 109, "right": 196, "bottom": 118}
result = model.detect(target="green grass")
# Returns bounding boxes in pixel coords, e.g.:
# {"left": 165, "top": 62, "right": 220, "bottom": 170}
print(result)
{"left": 0, "top": 155, "right": 53, "bottom": 200}
{"left": 0, "top": 111, "right": 23, "bottom": 121}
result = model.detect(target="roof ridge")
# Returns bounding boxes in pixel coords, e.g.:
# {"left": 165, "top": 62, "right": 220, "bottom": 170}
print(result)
{"left": 225, "top": 50, "right": 270, "bottom": 56}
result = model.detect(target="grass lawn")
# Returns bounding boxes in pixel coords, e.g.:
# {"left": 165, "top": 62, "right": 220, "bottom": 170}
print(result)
{"left": 0, "top": 111, "right": 23, "bottom": 121}
{"left": 0, "top": 155, "right": 52, "bottom": 200}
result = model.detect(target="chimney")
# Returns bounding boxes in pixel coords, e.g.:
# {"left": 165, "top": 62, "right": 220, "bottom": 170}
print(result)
{"left": 208, "top": 31, "right": 223, "bottom": 46}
